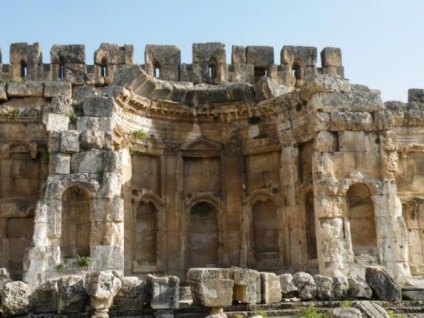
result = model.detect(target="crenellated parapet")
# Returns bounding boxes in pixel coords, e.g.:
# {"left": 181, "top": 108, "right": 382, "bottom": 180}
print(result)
{"left": 0, "top": 42, "right": 344, "bottom": 87}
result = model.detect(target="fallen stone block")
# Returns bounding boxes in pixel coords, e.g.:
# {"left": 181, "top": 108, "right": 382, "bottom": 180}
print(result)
{"left": 260, "top": 272, "right": 282, "bottom": 304}
{"left": 279, "top": 273, "right": 298, "bottom": 298}
{"left": 314, "top": 274, "right": 334, "bottom": 300}
{"left": 293, "top": 272, "right": 317, "bottom": 300}
{"left": 57, "top": 275, "right": 89, "bottom": 314}
{"left": 147, "top": 274, "right": 179, "bottom": 310}
{"left": 86, "top": 271, "right": 122, "bottom": 318}
{"left": 354, "top": 301, "right": 390, "bottom": 318}
{"left": 333, "top": 276, "right": 349, "bottom": 299}
{"left": 365, "top": 266, "right": 401, "bottom": 301}
{"left": 0, "top": 281, "right": 31, "bottom": 316}
{"left": 230, "top": 267, "right": 261, "bottom": 304}
{"left": 331, "top": 307, "right": 362, "bottom": 318}
{"left": 188, "top": 268, "right": 234, "bottom": 307}
{"left": 112, "top": 276, "right": 147, "bottom": 311}
{"left": 348, "top": 276, "right": 372, "bottom": 299}
{"left": 32, "top": 279, "right": 58, "bottom": 314}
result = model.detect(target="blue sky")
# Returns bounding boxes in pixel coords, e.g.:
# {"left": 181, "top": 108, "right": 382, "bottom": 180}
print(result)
{"left": 0, "top": 0, "right": 422, "bottom": 102}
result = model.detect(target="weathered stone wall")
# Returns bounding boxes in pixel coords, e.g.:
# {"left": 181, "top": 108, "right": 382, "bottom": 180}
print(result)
{"left": 0, "top": 42, "right": 343, "bottom": 87}
{"left": 0, "top": 41, "right": 419, "bottom": 292}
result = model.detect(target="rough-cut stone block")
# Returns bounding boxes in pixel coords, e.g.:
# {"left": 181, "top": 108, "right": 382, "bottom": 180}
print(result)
{"left": 71, "top": 150, "right": 104, "bottom": 174}
{"left": 91, "top": 245, "right": 124, "bottom": 269}
{"left": 260, "top": 272, "right": 282, "bottom": 304}
{"left": 321, "top": 47, "right": 342, "bottom": 67}
{"left": 0, "top": 84, "right": 7, "bottom": 101}
{"left": 279, "top": 273, "right": 298, "bottom": 298}
{"left": 348, "top": 276, "right": 372, "bottom": 299}
{"left": 408, "top": 88, "right": 424, "bottom": 103}
{"left": 281, "top": 46, "right": 317, "bottom": 66}
{"left": 330, "top": 112, "right": 373, "bottom": 131}
{"left": 44, "top": 81, "right": 72, "bottom": 98}
{"left": 32, "top": 280, "right": 58, "bottom": 314}
{"left": 230, "top": 63, "right": 254, "bottom": 83}
{"left": 374, "top": 110, "right": 393, "bottom": 130}
{"left": 314, "top": 275, "right": 334, "bottom": 300}
{"left": 7, "top": 81, "right": 44, "bottom": 97}
{"left": 402, "top": 287, "right": 424, "bottom": 300}
{"left": 354, "top": 301, "right": 390, "bottom": 318}
{"left": 230, "top": 268, "right": 261, "bottom": 304}
{"left": 314, "top": 131, "right": 337, "bottom": 152}
{"left": 0, "top": 281, "right": 31, "bottom": 316}
{"left": 255, "top": 77, "right": 290, "bottom": 101}
{"left": 57, "top": 275, "right": 89, "bottom": 314}
{"left": 60, "top": 130, "right": 80, "bottom": 153}
{"left": 49, "top": 153, "right": 71, "bottom": 174}
{"left": 308, "top": 88, "right": 384, "bottom": 113}
{"left": 145, "top": 45, "right": 181, "bottom": 66}
{"left": 293, "top": 272, "right": 317, "bottom": 300}
{"left": 48, "top": 131, "right": 61, "bottom": 153}
{"left": 77, "top": 117, "right": 113, "bottom": 132}
{"left": 246, "top": 46, "right": 274, "bottom": 67}
{"left": 112, "top": 277, "right": 147, "bottom": 311}
{"left": 338, "top": 131, "right": 365, "bottom": 152}
{"left": 83, "top": 96, "right": 115, "bottom": 117}
{"left": 331, "top": 308, "right": 362, "bottom": 318}
{"left": 365, "top": 266, "right": 401, "bottom": 301}
{"left": 147, "top": 274, "right": 179, "bottom": 309}
{"left": 51, "top": 44, "right": 85, "bottom": 64}
{"left": 188, "top": 268, "right": 234, "bottom": 307}
{"left": 94, "top": 43, "right": 134, "bottom": 65}
{"left": 333, "top": 276, "right": 349, "bottom": 299}
{"left": 86, "top": 271, "right": 122, "bottom": 317}
{"left": 44, "top": 113, "right": 70, "bottom": 131}
{"left": 232, "top": 45, "right": 246, "bottom": 64}
{"left": 80, "top": 130, "right": 105, "bottom": 150}
{"left": 193, "top": 42, "right": 226, "bottom": 64}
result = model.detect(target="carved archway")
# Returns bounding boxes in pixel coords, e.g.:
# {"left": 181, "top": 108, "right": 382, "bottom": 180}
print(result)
{"left": 242, "top": 189, "right": 283, "bottom": 270}
{"left": 131, "top": 189, "right": 165, "bottom": 273}
{"left": 61, "top": 186, "right": 91, "bottom": 258}
{"left": 346, "top": 183, "right": 377, "bottom": 257}
{"left": 183, "top": 193, "right": 224, "bottom": 269}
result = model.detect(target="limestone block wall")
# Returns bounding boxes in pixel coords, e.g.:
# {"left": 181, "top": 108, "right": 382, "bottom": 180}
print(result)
{"left": 0, "top": 41, "right": 421, "bottom": 289}
{"left": 0, "top": 42, "right": 343, "bottom": 88}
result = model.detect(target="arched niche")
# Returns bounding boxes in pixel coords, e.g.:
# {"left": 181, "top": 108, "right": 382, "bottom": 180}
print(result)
{"left": 183, "top": 193, "right": 224, "bottom": 269}
{"left": 61, "top": 186, "right": 91, "bottom": 258}
{"left": 252, "top": 200, "right": 278, "bottom": 266}
{"left": 242, "top": 190, "right": 283, "bottom": 270}
{"left": 189, "top": 201, "right": 218, "bottom": 267}
{"left": 131, "top": 190, "right": 165, "bottom": 273}
{"left": 346, "top": 183, "right": 377, "bottom": 257}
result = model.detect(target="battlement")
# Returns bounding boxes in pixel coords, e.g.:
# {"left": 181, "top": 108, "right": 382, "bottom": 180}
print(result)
{"left": 0, "top": 42, "right": 343, "bottom": 87}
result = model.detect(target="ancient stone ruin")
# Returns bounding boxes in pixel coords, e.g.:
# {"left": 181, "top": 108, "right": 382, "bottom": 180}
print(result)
{"left": 0, "top": 41, "right": 423, "bottom": 316}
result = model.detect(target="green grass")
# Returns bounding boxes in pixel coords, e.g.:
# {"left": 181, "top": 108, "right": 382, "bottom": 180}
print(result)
{"left": 131, "top": 129, "right": 148, "bottom": 140}
{"left": 76, "top": 255, "right": 92, "bottom": 269}
{"left": 297, "top": 307, "right": 330, "bottom": 318}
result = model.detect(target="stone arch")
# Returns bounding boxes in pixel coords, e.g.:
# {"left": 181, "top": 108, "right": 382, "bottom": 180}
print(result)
{"left": 100, "top": 57, "right": 108, "bottom": 77}
{"left": 131, "top": 190, "right": 165, "bottom": 273}
{"left": 346, "top": 183, "right": 377, "bottom": 257}
{"left": 208, "top": 57, "right": 218, "bottom": 84}
{"left": 20, "top": 59, "right": 27, "bottom": 78}
{"left": 58, "top": 56, "right": 65, "bottom": 80}
{"left": 45, "top": 176, "right": 99, "bottom": 200}
{"left": 152, "top": 59, "right": 161, "bottom": 78}
{"left": 61, "top": 186, "right": 91, "bottom": 258}
{"left": 242, "top": 189, "right": 282, "bottom": 270}
{"left": 183, "top": 193, "right": 224, "bottom": 268}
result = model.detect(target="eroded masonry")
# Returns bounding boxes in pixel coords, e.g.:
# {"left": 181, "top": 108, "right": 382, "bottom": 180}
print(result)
{"left": 0, "top": 42, "right": 421, "bottom": 290}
